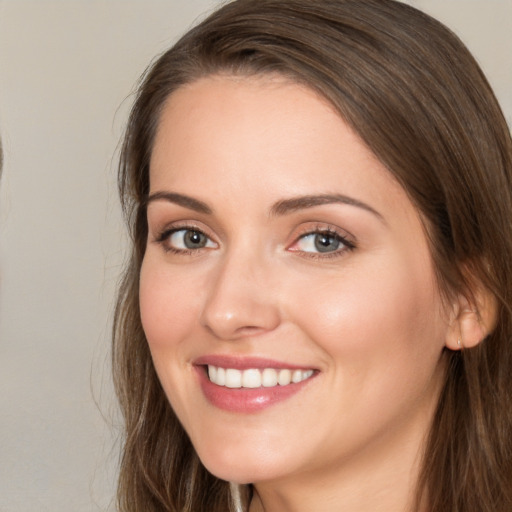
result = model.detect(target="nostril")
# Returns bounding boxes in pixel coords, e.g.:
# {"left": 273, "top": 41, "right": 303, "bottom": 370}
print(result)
{"left": 236, "top": 325, "right": 266, "bottom": 336}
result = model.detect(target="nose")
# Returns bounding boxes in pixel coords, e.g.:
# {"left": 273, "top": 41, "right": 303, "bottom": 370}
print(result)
{"left": 200, "top": 251, "right": 281, "bottom": 341}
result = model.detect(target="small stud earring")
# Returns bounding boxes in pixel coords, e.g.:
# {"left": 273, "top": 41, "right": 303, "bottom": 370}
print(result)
{"left": 457, "top": 336, "right": 463, "bottom": 349}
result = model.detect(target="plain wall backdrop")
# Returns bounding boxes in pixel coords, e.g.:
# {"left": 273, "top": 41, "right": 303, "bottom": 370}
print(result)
{"left": 0, "top": 1, "right": 510, "bottom": 511}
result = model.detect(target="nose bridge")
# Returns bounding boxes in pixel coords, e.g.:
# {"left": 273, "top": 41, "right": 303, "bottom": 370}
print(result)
{"left": 200, "top": 242, "right": 280, "bottom": 340}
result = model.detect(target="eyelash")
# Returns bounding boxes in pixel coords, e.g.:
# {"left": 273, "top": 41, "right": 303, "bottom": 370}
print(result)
{"left": 154, "top": 224, "right": 215, "bottom": 256}
{"left": 153, "top": 224, "right": 356, "bottom": 258}
{"left": 289, "top": 225, "right": 356, "bottom": 260}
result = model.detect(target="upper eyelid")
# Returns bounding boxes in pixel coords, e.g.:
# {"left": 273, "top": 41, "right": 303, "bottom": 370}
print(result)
{"left": 152, "top": 220, "right": 214, "bottom": 239}
{"left": 292, "top": 223, "right": 356, "bottom": 243}
{"left": 146, "top": 209, "right": 228, "bottom": 239}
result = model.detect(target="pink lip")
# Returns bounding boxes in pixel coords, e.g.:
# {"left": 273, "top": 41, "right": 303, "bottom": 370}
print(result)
{"left": 193, "top": 356, "right": 317, "bottom": 413}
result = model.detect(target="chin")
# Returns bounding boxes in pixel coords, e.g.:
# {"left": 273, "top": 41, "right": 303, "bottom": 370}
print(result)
{"left": 195, "top": 443, "right": 287, "bottom": 485}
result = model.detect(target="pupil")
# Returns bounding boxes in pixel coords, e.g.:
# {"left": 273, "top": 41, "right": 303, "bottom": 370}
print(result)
{"left": 184, "top": 230, "right": 205, "bottom": 248}
{"left": 314, "top": 233, "right": 339, "bottom": 253}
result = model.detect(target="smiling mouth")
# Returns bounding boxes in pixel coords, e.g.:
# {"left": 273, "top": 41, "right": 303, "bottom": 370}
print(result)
{"left": 207, "top": 365, "right": 315, "bottom": 389}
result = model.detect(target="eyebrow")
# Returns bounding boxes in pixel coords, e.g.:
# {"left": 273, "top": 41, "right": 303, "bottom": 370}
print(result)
{"left": 145, "top": 191, "right": 212, "bottom": 214}
{"left": 145, "top": 191, "right": 384, "bottom": 222}
{"left": 270, "top": 194, "right": 384, "bottom": 221}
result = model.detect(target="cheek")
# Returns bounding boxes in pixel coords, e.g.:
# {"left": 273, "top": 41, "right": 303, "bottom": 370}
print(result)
{"left": 288, "top": 258, "right": 447, "bottom": 449}
{"left": 290, "top": 253, "right": 445, "bottom": 379}
{"left": 139, "top": 256, "right": 206, "bottom": 421}
{"left": 139, "top": 256, "right": 200, "bottom": 351}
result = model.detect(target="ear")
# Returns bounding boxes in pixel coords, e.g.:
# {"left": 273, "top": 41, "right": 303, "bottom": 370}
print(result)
{"left": 445, "top": 279, "right": 498, "bottom": 350}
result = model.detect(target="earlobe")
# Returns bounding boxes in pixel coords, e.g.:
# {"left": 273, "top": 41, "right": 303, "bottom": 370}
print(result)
{"left": 445, "top": 283, "right": 498, "bottom": 351}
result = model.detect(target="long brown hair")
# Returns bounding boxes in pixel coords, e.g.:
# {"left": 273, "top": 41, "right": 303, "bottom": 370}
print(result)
{"left": 113, "top": 1, "right": 512, "bottom": 510}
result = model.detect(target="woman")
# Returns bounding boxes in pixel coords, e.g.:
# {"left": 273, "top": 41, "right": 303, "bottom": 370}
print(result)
{"left": 113, "top": 0, "right": 512, "bottom": 510}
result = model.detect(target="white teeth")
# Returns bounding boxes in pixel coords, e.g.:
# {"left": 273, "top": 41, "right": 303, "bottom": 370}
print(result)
{"left": 216, "top": 367, "right": 226, "bottom": 386}
{"left": 225, "top": 369, "right": 242, "bottom": 388}
{"left": 278, "top": 369, "right": 292, "bottom": 386}
{"left": 262, "top": 368, "right": 278, "bottom": 387}
{"left": 207, "top": 366, "right": 314, "bottom": 388}
{"left": 292, "top": 369, "right": 302, "bottom": 383}
{"left": 242, "top": 369, "right": 261, "bottom": 388}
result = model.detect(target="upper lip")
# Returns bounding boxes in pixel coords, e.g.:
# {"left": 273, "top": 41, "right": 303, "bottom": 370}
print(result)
{"left": 194, "top": 355, "right": 316, "bottom": 370}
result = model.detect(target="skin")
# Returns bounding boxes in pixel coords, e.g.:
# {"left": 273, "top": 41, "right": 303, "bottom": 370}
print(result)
{"left": 140, "top": 75, "right": 455, "bottom": 512}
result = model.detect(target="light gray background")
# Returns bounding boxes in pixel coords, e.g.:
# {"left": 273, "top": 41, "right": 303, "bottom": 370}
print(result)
{"left": 0, "top": 1, "right": 510, "bottom": 511}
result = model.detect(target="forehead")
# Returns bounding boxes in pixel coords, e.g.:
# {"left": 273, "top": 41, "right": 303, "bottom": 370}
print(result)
{"left": 154, "top": 76, "right": 374, "bottom": 172}
{"left": 151, "top": 74, "right": 337, "bottom": 163}
{"left": 149, "top": 75, "right": 412, "bottom": 219}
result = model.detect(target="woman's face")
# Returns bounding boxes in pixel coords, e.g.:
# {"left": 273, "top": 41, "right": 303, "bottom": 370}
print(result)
{"left": 140, "top": 75, "right": 451, "bottom": 488}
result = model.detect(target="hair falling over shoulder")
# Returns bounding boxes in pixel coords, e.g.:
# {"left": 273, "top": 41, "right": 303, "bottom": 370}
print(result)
{"left": 113, "top": 0, "right": 512, "bottom": 510}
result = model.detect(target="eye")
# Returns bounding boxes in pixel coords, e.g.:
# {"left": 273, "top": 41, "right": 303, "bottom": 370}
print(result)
{"left": 290, "top": 229, "right": 354, "bottom": 256}
{"left": 162, "top": 228, "right": 216, "bottom": 252}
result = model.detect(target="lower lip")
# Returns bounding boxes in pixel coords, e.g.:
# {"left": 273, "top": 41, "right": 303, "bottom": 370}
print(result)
{"left": 196, "top": 366, "right": 315, "bottom": 413}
